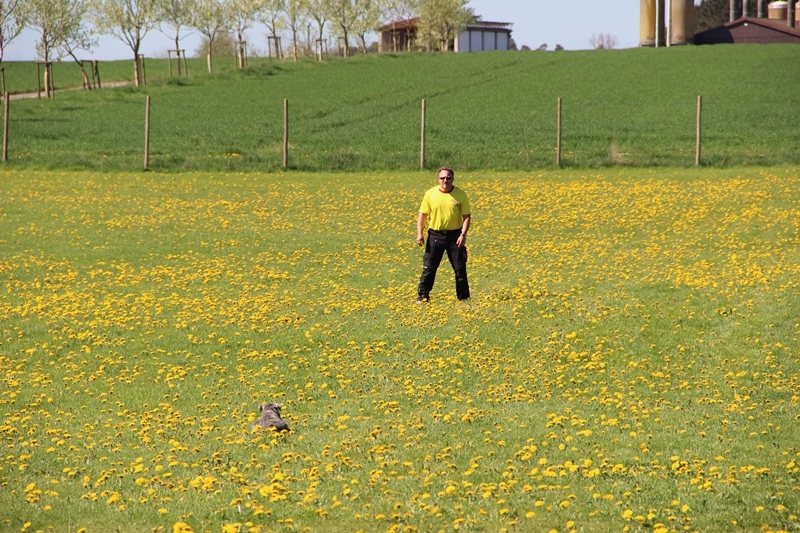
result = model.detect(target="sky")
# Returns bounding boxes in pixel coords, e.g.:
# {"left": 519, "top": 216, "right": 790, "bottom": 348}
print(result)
{"left": 3, "top": 0, "right": 640, "bottom": 62}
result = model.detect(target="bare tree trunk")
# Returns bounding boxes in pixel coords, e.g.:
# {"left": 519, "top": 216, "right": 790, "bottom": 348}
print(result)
{"left": 43, "top": 45, "right": 52, "bottom": 98}
{"left": 341, "top": 26, "right": 349, "bottom": 57}
{"left": 134, "top": 55, "right": 141, "bottom": 87}
{"left": 67, "top": 50, "right": 91, "bottom": 90}
{"left": 79, "top": 63, "right": 90, "bottom": 88}
{"left": 236, "top": 30, "right": 245, "bottom": 68}
{"left": 175, "top": 35, "right": 182, "bottom": 75}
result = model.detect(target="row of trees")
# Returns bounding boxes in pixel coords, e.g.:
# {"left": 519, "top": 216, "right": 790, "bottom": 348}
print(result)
{"left": 0, "top": 0, "right": 475, "bottom": 87}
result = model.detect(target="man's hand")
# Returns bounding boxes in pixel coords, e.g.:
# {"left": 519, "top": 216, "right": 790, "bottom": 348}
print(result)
{"left": 456, "top": 234, "right": 466, "bottom": 247}
{"left": 417, "top": 213, "right": 428, "bottom": 247}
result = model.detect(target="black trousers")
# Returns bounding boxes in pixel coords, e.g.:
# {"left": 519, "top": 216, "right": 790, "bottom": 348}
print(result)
{"left": 418, "top": 229, "right": 470, "bottom": 300}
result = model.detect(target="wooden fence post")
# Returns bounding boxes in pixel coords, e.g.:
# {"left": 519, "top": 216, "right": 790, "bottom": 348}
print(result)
{"left": 420, "top": 99, "right": 426, "bottom": 170}
{"left": 144, "top": 95, "right": 151, "bottom": 170}
{"left": 695, "top": 95, "right": 702, "bottom": 166}
{"left": 3, "top": 93, "right": 9, "bottom": 162}
{"left": 556, "top": 97, "right": 563, "bottom": 168}
{"left": 283, "top": 98, "right": 289, "bottom": 170}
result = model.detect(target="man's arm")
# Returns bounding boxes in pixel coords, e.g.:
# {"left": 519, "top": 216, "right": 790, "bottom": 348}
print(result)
{"left": 416, "top": 213, "right": 428, "bottom": 246}
{"left": 457, "top": 214, "right": 471, "bottom": 247}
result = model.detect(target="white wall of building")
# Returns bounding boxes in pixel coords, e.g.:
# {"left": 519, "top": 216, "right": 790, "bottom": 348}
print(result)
{"left": 455, "top": 29, "right": 512, "bottom": 52}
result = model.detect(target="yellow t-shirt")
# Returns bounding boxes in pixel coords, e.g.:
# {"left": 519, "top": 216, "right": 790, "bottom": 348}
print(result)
{"left": 419, "top": 186, "right": 470, "bottom": 231}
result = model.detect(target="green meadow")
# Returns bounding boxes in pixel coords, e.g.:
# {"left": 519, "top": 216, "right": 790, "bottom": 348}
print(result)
{"left": 4, "top": 44, "right": 800, "bottom": 171}
{"left": 1, "top": 167, "right": 799, "bottom": 533}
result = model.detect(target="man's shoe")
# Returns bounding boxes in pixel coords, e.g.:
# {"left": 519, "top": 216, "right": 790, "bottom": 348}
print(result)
{"left": 415, "top": 297, "right": 429, "bottom": 304}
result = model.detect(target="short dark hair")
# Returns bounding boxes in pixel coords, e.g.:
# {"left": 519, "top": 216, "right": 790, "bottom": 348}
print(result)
{"left": 438, "top": 166, "right": 454, "bottom": 178}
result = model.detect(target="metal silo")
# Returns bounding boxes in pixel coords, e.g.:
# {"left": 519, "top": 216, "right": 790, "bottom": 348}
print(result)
{"left": 670, "top": 0, "right": 695, "bottom": 45}
{"left": 640, "top": 0, "right": 656, "bottom": 46}
{"left": 768, "top": 1, "right": 788, "bottom": 21}
{"left": 641, "top": 0, "right": 668, "bottom": 46}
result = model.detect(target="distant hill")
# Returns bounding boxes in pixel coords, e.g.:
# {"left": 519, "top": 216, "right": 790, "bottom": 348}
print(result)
{"left": 7, "top": 45, "right": 800, "bottom": 171}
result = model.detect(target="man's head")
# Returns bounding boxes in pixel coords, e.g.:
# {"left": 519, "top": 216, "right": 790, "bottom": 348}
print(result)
{"left": 437, "top": 167, "right": 455, "bottom": 192}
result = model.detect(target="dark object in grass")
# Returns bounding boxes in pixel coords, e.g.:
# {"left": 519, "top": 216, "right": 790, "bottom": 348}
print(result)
{"left": 252, "top": 403, "right": 289, "bottom": 432}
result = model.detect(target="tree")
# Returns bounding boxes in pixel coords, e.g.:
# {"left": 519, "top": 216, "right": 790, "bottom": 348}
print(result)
{"left": 589, "top": 32, "right": 618, "bottom": 49}
{"left": 21, "top": 0, "right": 95, "bottom": 91}
{"left": 283, "top": 0, "right": 305, "bottom": 61}
{"left": 93, "top": 0, "right": 159, "bottom": 86}
{"left": 0, "top": 0, "right": 26, "bottom": 63}
{"left": 694, "top": 0, "right": 738, "bottom": 32}
{"left": 417, "top": 0, "right": 472, "bottom": 51}
{"left": 193, "top": 0, "right": 227, "bottom": 72}
{"left": 331, "top": 0, "right": 355, "bottom": 57}
{"left": 193, "top": 29, "right": 235, "bottom": 56}
{"left": 22, "top": 0, "right": 67, "bottom": 62}
{"left": 226, "top": 0, "right": 261, "bottom": 67}
{"left": 305, "top": 0, "right": 330, "bottom": 58}
{"left": 157, "top": 0, "right": 197, "bottom": 74}
{"left": 258, "top": 0, "right": 285, "bottom": 58}
{"left": 53, "top": 0, "right": 96, "bottom": 88}
{"left": 352, "top": 0, "right": 381, "bottom": 54}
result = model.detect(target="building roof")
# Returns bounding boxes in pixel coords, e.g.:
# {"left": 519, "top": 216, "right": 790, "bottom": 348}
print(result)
{"left": 379, "top": 18, "right": 420, "bottom": 32}
{"left": 694, "top": 16, "right": 800, "bottom": 44}
{"left": 379, "top": 18, "right": 512, "bottom": 34}
{"left": 465, "top": 21, "right": 513, "bottom": 32}
{"left": 467, "top": 20, "right": 511, "bottom": 33}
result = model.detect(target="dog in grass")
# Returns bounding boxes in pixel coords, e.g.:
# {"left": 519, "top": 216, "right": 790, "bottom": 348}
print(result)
{"left": 252, "top": 403, "right": 290, "bottom": 432}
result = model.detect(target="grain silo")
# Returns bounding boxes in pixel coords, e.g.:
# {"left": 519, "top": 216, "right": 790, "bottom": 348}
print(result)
{"left": 670, "top": 0, "right": 696, "bottom": 44}
{"left": 640, "top": 0, "right": 676, "bottom": 46}
{"left": 768, "top": 1, "right": 789, "bottom": 20}
{"left": 640, "top": 0, "right": 657, "bottom": 45}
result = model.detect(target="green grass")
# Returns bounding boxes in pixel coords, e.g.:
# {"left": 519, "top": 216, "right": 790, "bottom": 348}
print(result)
{"left": 4, "top": 45, "right": 800, "bottom": 171}
{"left": 1, "top": 56, "right": 261, "bottom": 95}
{"left": 1, "top": 167, "right": 799, "bottom": 533}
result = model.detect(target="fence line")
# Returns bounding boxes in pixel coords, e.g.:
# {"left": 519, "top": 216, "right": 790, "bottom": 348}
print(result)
{"left": 12, "top": 89, "right": 772, "bottom": 172}
{"left": 274, "top": 96, "right": 707, "bottom": 171}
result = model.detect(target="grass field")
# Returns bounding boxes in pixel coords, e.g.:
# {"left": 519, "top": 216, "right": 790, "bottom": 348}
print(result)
{"left": 5, "top": 44, "right": 800, "bottom": 171}
{"left": 1, "top": 167, "right": 799, "bottom": 533}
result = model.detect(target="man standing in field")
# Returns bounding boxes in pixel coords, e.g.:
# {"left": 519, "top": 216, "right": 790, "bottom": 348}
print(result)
{"left": 415, "top": 166, "right": 471, "bottom": 303}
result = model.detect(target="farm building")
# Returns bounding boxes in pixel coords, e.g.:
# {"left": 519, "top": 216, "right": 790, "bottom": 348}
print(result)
{"left": 641, "top": 0, "right": 800, "bottom": 46}
{"left": 379, "top": 18, "right": 419, "bottom": 52}
{"left": 379, "top": 18, "right": 513, "bottom": 52}
{"left": 455, "top": 21, "right": 513, "bottom": 52}
{"left": 694, "top": 16, "right": 800, "bottom": 44}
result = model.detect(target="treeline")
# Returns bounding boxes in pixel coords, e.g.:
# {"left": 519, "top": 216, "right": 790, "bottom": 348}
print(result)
{"left": 694, "top": 0, "right": 763, "bottom": 32}
{"left": 1, "top": 0, "right": 474, "bottom": 85}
